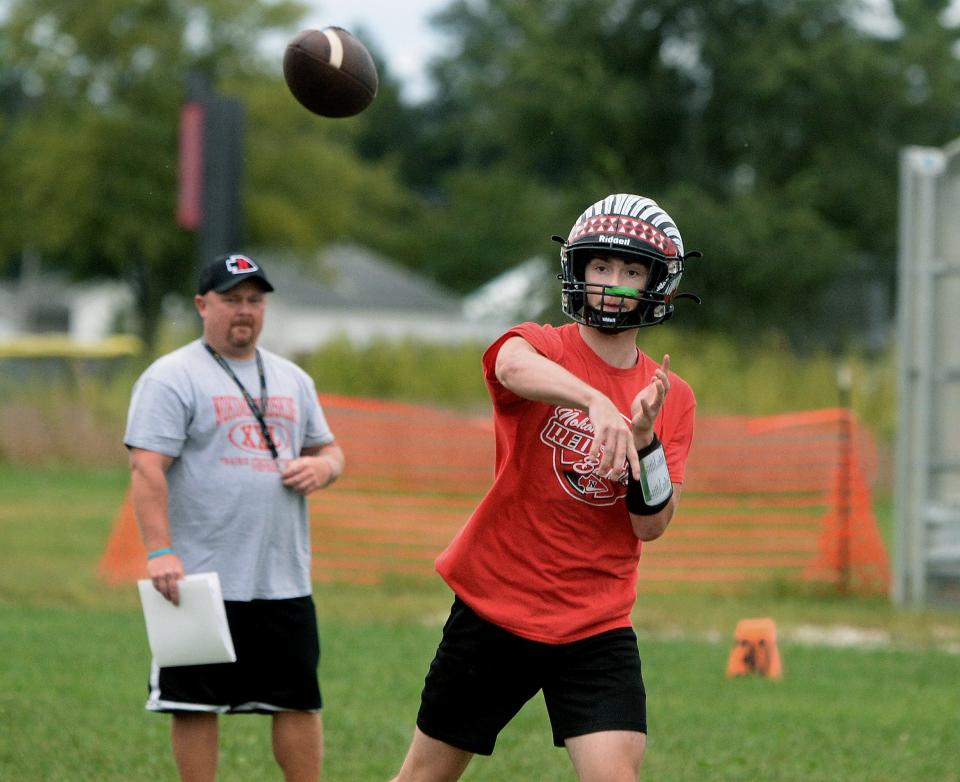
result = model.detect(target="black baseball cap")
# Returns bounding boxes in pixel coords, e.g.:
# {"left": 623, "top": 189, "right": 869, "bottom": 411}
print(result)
{"left": 198, "top": 253, "right": 275, "bottom": 294}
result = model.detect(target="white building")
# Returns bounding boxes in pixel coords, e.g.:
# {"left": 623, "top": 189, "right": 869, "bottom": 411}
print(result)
{"left": 256, "top": 243, "right": 502, "bottom": 355}
{"left": 0, "top": 243, "right": 516, "bottom": 355}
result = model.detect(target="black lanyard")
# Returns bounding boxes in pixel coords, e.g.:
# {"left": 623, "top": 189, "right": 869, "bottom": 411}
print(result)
{"left": 203, "top": 342, "right": 279, "bottom": 460}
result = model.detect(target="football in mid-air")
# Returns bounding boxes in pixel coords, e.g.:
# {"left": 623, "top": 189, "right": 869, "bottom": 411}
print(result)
{"left": 283, "top": 27, "right": 379, "bottom": 118}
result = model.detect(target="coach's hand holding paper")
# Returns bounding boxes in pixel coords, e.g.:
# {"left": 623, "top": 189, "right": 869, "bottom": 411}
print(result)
{"left": 137, "top": 572, "right": 236, "bottom": 667}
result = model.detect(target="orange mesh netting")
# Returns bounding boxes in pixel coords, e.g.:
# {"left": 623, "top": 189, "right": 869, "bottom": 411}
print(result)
{"left": 643, "top": 408, "right": 888, "bottom": 592}
{"left": 98, "top": 396, "right": 889, "bottom": 593}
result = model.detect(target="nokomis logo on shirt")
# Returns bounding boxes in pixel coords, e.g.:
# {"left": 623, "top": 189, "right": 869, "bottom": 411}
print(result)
{"left": 539, "top": 407, "right": 627, "bottom": 506}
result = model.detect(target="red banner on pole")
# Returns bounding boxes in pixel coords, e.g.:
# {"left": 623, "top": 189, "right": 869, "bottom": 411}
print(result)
{"left": 176, "top": 101, "right": 204, "bottom": 230}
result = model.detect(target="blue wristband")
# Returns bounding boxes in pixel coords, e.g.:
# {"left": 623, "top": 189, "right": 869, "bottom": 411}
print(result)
{"left": 147, "top": 547, "right": 174, "bottom": 560}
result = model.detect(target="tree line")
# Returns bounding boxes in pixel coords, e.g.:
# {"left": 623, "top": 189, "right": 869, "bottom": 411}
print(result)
{"left": 2, "top": 0, "right": 958, "bottom": 351}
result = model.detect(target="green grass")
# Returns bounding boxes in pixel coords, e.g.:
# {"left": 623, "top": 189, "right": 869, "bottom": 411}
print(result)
{"left": 2, "top": 465, "right": 960, "bottom": 781}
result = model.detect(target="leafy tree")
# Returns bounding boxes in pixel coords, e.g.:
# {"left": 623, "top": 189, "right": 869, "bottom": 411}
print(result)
{"left": 372, "top": 0, "right": 960, "bottom": 346}
{"left": 421, "top": 164, "right": 575, "bottom": 293}
{"left": 0, "top": 0, "right": 427, "bottom": 350}
{"left": 232, "top": 71, "right": 424, "bottom": 262}
{"left": 5, "top": 0, "right": 960, "bottom": 351}
{"left": 0, "top": 0, "right": 305, "bottom": 348}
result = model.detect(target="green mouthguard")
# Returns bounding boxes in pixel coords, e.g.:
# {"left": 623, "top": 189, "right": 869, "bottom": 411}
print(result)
{"left": 605, "top": 286, "right": 640, "bottom": 297}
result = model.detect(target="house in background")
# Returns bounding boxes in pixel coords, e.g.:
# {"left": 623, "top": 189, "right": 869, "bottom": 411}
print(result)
{"left": 0, "top": 244, "right": 513, "bottom": 355}
{"left": 255, "top": 243, "right": 502, "bottom": 355}
{"left": 0, "top": 271, "right": 134, "bottom": 348}
{"left": 461, "top": 256, "right": 555, "bottom": 327}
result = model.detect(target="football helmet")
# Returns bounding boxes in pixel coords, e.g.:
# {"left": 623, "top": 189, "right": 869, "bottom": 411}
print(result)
{"left": 554, "top": 193, "right": 700, "bottom": 330}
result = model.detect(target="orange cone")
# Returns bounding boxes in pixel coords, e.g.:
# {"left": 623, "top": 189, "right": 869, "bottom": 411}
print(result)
{"left": 725, "top": 618, "right": 782, "bottom": 679}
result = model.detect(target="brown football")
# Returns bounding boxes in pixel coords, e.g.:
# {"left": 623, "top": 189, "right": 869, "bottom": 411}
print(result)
{"left": 283, "top": 27, "right": 379, "bottom": 118}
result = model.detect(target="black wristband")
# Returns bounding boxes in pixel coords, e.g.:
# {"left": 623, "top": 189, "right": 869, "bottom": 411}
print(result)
{"left": 626, "top": 434, "right": 673, "bottom": 515}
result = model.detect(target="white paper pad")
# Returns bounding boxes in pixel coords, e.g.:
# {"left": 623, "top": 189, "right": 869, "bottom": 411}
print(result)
{"left": 137, "top": 572, "right": 237, "bottom": 667}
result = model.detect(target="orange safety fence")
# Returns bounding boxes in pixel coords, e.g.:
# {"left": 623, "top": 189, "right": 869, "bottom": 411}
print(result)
{"left": 98, "top": 396, "right": 889, "bottom": 593}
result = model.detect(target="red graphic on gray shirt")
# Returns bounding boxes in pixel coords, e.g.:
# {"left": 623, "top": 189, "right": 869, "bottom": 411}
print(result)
{"left": 212, "top": 395, "right": 294, "bottom": 459}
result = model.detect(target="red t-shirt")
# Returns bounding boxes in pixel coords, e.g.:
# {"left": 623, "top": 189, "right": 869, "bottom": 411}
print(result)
{"left": 436, "top": 322, "right": 696, "bottom": 643}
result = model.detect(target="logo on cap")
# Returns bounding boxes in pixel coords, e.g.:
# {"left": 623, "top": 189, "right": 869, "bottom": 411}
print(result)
{"left": 225, "top": 255, "right": 259, "bottom": 275}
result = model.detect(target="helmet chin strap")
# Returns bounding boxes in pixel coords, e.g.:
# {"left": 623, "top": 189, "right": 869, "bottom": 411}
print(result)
{"left": 584, "top": 304, "right": 638, "bottom": 332}
{"left": 585, "top": 310, "right": 633, "bottom": 333}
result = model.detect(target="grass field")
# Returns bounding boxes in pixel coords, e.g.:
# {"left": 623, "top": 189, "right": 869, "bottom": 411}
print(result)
{"left": 2, "top": 465, "right": 959, "bottom": 781}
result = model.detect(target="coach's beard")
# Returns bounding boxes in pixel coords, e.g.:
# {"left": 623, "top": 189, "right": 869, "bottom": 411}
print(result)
{"left": 227, "top": 320, "right": 257, "bottom": 349}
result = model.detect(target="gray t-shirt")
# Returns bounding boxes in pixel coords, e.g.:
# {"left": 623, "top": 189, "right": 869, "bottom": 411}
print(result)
{"left": 124, "top": 339, "right": 334, "bottom": 600}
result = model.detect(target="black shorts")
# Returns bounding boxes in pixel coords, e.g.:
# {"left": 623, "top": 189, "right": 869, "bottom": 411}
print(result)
{"left": 146, "top": 595, "right": 321, "bottom": 714}
{"left": 416, "top": 597, "right": 646, "bottom": 755}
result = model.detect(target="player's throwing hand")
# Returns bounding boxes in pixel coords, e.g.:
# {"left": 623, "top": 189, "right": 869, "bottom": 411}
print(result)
{"left": 586, "top": 394, "right": 641, "bottom": 481}
{"left": 630, "top": 354, "right": 671, "bottom": 453}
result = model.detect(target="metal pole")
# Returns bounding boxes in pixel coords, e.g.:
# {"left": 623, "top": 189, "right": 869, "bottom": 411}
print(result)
{"left": 896, "top": 148, "right": 944, "bottom": 605}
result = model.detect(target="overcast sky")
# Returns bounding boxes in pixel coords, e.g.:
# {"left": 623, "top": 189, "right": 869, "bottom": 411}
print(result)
{"left": 300, "top": 0, "right": 454, "bottom": 103}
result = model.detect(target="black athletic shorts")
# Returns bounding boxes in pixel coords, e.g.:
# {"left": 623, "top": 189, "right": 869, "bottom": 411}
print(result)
{"left": 416, "top": 596, "right": 646, "bottom": 755}
{"left": 146, "top": 595, "right": 321, "bottom": 714}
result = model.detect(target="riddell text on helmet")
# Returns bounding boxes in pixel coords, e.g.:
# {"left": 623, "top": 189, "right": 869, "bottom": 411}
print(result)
{"left": 597, "top": 235, "right": 631, "bottom": 246}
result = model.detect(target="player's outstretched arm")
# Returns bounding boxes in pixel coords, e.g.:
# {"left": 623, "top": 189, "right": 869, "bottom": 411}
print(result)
{"left": 495, "top": 336, "right": 640, "bottom": 480}
{"left": 627, "top": 354, "right": 678, "bottom": 540}
{"left": 628, "top": 486, "right": 681, "bottom": 541}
